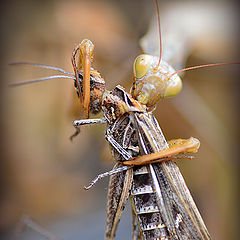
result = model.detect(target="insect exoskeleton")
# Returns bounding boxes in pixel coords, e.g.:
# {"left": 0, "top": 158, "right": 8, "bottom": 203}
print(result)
{"left": 86, "top": 72, "right": 105, "bottom": 115}
{"left": 102, "top": 85, "right": 146, "bottom": 123}
{"left": 131, "top": 54, "right": 182, "bottom": 107}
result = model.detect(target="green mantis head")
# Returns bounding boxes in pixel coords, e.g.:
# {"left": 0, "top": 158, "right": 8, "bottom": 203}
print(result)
{"left": 131, "top": 54, "right": 182, "bottom": 107}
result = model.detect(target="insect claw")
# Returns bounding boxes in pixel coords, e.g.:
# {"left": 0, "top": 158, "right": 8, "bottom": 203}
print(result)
{"left": 83, "top": 184, "right": 93, "bottom": 191}
{"left": 83, "top": 185, "right": 90, "bottom": 190}
{"left": 69, "top": 127, "right": 81, "bottom": 141}
{"left": 83, "top": 177, "right": 99, "bottom": 190}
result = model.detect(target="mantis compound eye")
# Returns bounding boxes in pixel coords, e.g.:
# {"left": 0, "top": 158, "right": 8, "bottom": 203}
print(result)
{"left": 133, "top": 54, "right": 151, "bottom": 79}
{"left": 163, "top": 74, "right": 182, "bottom": 98}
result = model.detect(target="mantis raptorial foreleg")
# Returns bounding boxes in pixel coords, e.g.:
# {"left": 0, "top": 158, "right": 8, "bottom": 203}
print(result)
{"left": 84, "top": 137, "right": 199, "bottom": 189}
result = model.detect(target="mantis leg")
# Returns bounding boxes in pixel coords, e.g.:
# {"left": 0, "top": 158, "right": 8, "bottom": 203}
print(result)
{"left": 106, "top": 131, "right": 199, "bottom": 166}
{"left": 123, "top": 137, "right": 200, "bottom": 166}
{"left": 84, "top": 134, "right": 200, "bottom": 188}
{"left": 71, "top": 40, "right": 94, "bottom": 118}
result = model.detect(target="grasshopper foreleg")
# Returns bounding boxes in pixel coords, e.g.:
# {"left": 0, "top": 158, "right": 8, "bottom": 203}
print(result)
{"left": 73, "top": 117, "right": 107, "bottom": 126}
{"left": 70, "top": 118, "right": 107, "bottom": 141}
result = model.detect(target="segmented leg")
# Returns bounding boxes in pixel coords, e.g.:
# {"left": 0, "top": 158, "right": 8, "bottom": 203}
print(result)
{"left": 123, "top": 137, "right": 200, "bottom": 166}
{"left": 106, "top": 133, "right": 133, "bottom": 161}
{"left": 84, "top": 165, "right": 131, "bottom": 190}
{"left": 71, "top": 40, "right": 94, "bottom": 118}
{"left": 105, "top": 135, "right": 199, "bottom": 166}
{"left": 84, "top": 137, "right": 198, "bottom": 189}
{"left": 167, "top": 137, "right": 200, "bottom": 153}
{"left": 73, "top": 118, "right": 107, "bottom": 126}
{"left": 70, "top": 118, "right": 107, "bottom": 140}
{"left": 79, "top": 40, "right": 94, "bottom": 118}
{"left": 83, "top": 155, "right": 193, "bottom": 190}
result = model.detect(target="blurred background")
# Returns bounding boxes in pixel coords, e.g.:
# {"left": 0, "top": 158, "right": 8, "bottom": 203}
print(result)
{"left": 0, "top": 0, "right": 239, "bottom": 239}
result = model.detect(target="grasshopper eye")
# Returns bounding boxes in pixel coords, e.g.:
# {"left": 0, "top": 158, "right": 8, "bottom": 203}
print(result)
{"left": 163, "top": 75, "right": 182, "bottom": 98}
{"left": 133, "top": 54, "right": 151, "bottom": 79}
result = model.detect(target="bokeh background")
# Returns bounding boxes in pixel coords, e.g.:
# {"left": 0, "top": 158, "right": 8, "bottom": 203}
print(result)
{"left": 0, "top": 0, "right": 239, "bottom": 239}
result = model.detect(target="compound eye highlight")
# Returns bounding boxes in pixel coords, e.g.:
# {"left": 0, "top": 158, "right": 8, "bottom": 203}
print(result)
{"left": 133, "top": 54, "right": 151, "bottom": 79}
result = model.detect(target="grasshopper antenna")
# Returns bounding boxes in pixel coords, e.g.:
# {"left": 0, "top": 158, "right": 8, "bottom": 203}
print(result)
{"left": 169, "top": 62, "right": 240, "bottom": 78}
{"left": 9, "top": 75, "right": 75, "bottom": 87}
{"left": 9, "top": 62, "right": 74, "bottom": 76}
{"left": 154, "top": 0, "right": 162, "bottom": 69}
{"left": 9, "top": 62, "right": 76, "bottom": 87}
